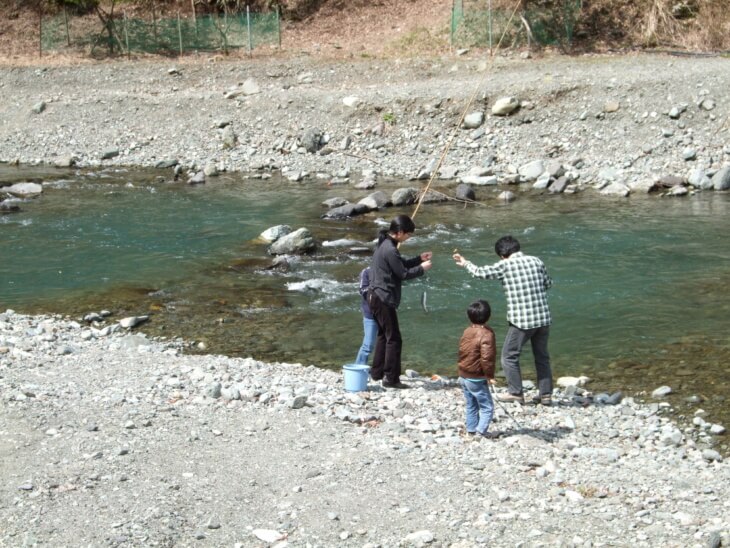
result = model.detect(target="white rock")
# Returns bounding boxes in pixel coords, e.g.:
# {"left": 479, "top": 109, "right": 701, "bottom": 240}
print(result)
{"left": 252, "top": 529, "right": 284, "bottom": 543}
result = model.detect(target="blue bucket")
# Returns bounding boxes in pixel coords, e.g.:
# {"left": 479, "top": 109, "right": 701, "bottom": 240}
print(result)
{"left": 343, "top": 364, "right": 370, "bottom": 392}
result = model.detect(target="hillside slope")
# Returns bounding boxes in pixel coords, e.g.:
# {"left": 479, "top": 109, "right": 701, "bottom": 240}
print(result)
{"left": 0, "top": 0, "right": 729, "bottom": 62}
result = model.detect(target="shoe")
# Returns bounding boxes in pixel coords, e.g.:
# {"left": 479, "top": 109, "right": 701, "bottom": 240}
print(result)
{"left": 496, "top": 392, "right": 525, "bottom": 404}
{"left": 532, "top": 394, "right": 553, "bottom": 406}
{"left": 382, "top": 381, "right": 410, "bottom": 389}
{"left": 479, "top": 430, "right": 501, "bottom": 439}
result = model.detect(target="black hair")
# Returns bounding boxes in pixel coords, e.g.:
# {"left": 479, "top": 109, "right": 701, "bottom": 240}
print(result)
{"left": 495, "top": 235, "right": 520, "bottom": 258}
{"left": 377, "top": 214, "right": 416, "bottom": 246}
{"left": 467, "top": 299, "right": 491, "bottom": 324}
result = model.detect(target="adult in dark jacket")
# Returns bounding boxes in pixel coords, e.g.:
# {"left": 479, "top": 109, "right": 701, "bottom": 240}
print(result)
{"left": 368, "top": 215, "right": 432, "bottom": 389}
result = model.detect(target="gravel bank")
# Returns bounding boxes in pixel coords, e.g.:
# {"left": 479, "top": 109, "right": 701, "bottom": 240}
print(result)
{"left": 1, "top": 52, "right": 729, "bottom": 195}
{"left": 1, "top": 310, "right": 728, "bottom": 547}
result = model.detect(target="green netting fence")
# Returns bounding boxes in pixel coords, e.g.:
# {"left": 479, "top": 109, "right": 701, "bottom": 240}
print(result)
{"left": 451, "top": 0, "right": 582, "bottom": 49}
{"left": 41, "top": 9, "right": 280, "bottom": 55}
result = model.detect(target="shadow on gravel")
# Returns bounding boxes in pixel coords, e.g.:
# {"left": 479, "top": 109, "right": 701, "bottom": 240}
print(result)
{"left": 499, "top": 426, "right": 574, "bottom": 443}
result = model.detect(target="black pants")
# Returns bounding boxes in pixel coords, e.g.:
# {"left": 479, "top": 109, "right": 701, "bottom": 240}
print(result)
{"left": 368, "top": 291, "right": 402, "bottom": 384}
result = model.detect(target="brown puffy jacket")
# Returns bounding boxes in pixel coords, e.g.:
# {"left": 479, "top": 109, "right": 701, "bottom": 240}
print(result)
{"left": 457, "top": 324, "right": 496, "bottom": 380}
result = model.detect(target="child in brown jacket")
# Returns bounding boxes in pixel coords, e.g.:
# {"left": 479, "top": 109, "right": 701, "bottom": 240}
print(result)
{"left": 457, "top": 300, "right": 499, "bottom": 439}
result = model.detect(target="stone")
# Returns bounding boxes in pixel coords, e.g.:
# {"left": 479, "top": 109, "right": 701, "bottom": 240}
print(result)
{"left": 651, "top": 385, "right": 672, "bottom": 398}
{"left": 259, "top": 225, "right": 292, "bottom": 243}
{"left": 549, "top": 176, "right": 569, "bottom": 194}
{"left": 188, "top": 171, "right": 206, "bottom": 185}
{"left": 342, "top": 96, "right": 359, "bottom": 108}
{"left": 6, "top": 182, "right": 43, "bottom": 197}
{"left": 455, "top": 184, "right": 475, "bottom": 201}
{"left": 321, "top": 203, "right": 370, "bottom": 219}
{"left": 300, "top": 127, "right": 323, "bottom": 153}
{"left": 462, "top": 111, "right": 484, "bottom": 129}
{"left": 32, "top": 101, "right": 46, "bottom": 114}
{"left": 518, "top": 160, "right": 544, "bottom": 181}
{"left": 391, "top": 187, "right": 419, "bottom": 207}
{"left": 604, "top": 100, "right": 620, "bottom": 113}
{"left": 599, "top": 182, "right": 631, "bottom": 197}
{"left": 241, "top": 78, "right": 260, "bottom": 95}
{"left": 119, "top": 316, "right": 149, "bottom": 329}
{"left": 221, "top": 126, "right": 237, "bottom": 149}
{"left": 711, "top": 165, "right": 730, "bottom": 190}
{"left": 101, "top": 149, "right": 119, "bottom": 160}
{"left": 498, "top": 191, "right": 516, "bottom": 202}
{"left": 268, "top": 228, "right": 316, "bottom": 255}
{"left": 358, "top": 190, "right": 390, "bottom": 210}
{"left": 492, "top": 97, "right": 520, "bottom": 116}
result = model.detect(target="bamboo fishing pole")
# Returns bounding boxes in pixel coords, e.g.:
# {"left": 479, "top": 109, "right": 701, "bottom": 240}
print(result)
{"left": 410, "top": 0, "right": 525, "bottom": 223}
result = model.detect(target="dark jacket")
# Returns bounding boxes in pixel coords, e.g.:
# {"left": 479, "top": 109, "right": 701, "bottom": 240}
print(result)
{"left": 370, "top": 237, "right": 424, "bottom": 308}
{"left": 457, "top": 324, "right": 496, "bottom": 380}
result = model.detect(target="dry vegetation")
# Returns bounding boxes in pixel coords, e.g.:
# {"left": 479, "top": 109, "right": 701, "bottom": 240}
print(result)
{"left": 0, "top": 0, "right": 728, "bottom": 64}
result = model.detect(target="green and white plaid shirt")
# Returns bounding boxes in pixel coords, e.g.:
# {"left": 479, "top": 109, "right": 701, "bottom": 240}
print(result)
{"left": 464, "top": 251, "right": 552, "bottom": 330}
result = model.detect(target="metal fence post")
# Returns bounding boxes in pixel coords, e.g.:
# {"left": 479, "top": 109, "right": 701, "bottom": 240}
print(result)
{"left": 124, "top": 11, "right": 130, "bottom": 59}
{"left": 277, "top": 5, "right": 281, "bottom": 48}
{"left": 38, "top": 2, "right": 42, "bottom": 58}
{"left": 178, "top": 12, "right": 183, "bottom": 56}
{"left": 246, "top": 6, "right": 252, "bottom": 55}
{"left": 488, "top": 0, "right": 493, "bottom": 54}
{"left": 64, "top": 6, "right": 70, "bottom": 46}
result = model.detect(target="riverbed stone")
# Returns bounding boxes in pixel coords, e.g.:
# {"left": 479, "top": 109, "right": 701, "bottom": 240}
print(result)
{"left": 518, "top": 160, "right": 544, "bottom": 181}
{"left": 391, "top": 187, "right": 419, "bottom": 206}
{"left": 268, "top": 227, "right": 316, "bottom": 254}
{"left": 259, "top": 225, "right": 292, "bottom": 243}
{"left": 6, "top": 182, "right": 42, "bottom": 197}
{"left": 711, "top": 165, "right": 730, "bottom": 190}
{"left": 455, "top": 184, "right": 475, "bottom": 201}
{"left": 321, "top": 203, "right": 370, "bottom": 219}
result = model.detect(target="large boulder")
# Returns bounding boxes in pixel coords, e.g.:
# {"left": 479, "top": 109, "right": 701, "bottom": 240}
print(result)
{"left": 455, "top": 184, "right": 475, "bottom": 201}
{"left": 259, "top": 225, "right": 292, "bottom": 243}
{"left": 321, "top": 203, "right": 370, "bottom": 219}
{"left": 268, "top": 228, "right": 316, "bottom": 255}
{"left": 6, "top": 182, "right": 43, "bottom": 197}
{"left": 391, "top": 187, "right": 419, "bottom": 206}
{"left": 358, "top": 191, "right": 390, "bottom": 210}
{"left": 711, "top": 165, "right": 730, "bottom": 190}
{"left": 518, "top": 160, "right": 545, "bottom": 182}
{"left": 599, "top": 182, "right": 631, "bottom": 197}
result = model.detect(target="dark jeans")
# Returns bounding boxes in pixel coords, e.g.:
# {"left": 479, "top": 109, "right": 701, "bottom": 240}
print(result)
{"left": 368, "top": 291, "right": 402, "bottom": 384}
{"left": 501, "top": 324, "right": 552, "bottom": 397}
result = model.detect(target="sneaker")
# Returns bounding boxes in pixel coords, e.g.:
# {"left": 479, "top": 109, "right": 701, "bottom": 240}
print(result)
{"left": 532, "top": 394, "right": 553, "bottom": 406}
{"left": 479, "top": 430, "right": 501, "bottom": 439}
{"left": 496, "top": 392, "right": 525, "bottom": 404}
{"left": 382, "top": 381, "right": 410, "bottom": 389}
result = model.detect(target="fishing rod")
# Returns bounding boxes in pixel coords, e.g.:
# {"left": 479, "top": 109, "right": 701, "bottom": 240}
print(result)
{"left": 411, "top": 0, "right": 525, "bottom": 314}
{"left": 490, "top": 382, "right": 523, "bottom": 430}
{"left": 410, "top": 0, "right": 525, "bottom": 223}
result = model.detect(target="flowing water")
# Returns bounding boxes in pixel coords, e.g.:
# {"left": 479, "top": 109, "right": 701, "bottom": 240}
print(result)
{"left": 2, "top": 165, "right": 729, "bottom": 435}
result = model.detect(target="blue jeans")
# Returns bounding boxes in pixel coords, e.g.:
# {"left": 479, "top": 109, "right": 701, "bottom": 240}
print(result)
{"left": 460, "top": 378, "right": 494, "bottom": 434}
{"left": 355, "top": 317, "right": 377, "bottom": 365}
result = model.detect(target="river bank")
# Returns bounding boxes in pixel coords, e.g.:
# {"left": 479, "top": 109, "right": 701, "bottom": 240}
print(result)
{"left": 1, "top": 310, "right": 728, "bottom": 546}
{"left": 1, "top": 52, "right": 729, "bottom": 196}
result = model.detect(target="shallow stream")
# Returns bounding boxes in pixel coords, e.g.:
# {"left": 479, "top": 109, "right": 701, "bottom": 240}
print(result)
{"left": 1, "top": 165, "right": 728, "bottom": 434}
